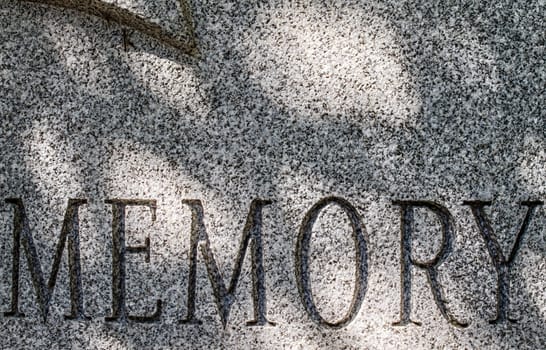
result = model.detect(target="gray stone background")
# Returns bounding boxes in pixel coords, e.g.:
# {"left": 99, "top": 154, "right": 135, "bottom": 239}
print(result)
{"left": 0, "top": 0, "right": 544, "bottom": 348}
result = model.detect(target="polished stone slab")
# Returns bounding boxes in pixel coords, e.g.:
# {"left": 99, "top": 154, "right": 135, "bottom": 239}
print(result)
{"left": 0, "top": 0, "right": 544, "bottom": 349}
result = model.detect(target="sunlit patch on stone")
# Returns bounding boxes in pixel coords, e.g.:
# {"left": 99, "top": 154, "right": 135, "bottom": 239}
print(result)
{"left": 244, "top": 5, "right": 421, "bottom": 124}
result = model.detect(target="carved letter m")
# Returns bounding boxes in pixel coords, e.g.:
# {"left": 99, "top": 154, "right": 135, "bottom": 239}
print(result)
{"left": 4, "top": 198, "right": 87, "bottom": 322}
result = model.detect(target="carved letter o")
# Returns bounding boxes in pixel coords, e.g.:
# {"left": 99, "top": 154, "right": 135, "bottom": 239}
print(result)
{"left": 295, "top": 197, "right": 368, "bottom": 328}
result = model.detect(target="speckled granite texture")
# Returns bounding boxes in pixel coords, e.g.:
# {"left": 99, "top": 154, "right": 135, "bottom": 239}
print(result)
{"left": 0, "top": 0, "right": 544, "bottom": 349}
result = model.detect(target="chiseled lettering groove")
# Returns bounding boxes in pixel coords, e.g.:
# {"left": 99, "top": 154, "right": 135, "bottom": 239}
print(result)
{"left": 463, "top": 200, "right": 543, "bottom": 324}
{"left": 4, "top": 198, "right": 88, "bottom": 322}
{"left": 392, "top": 201, "right": 468, "bottom": 328}
{"left": 181, "top": 199, "right": 274, "bottom": 327}
{"left": 105, "top": 198, "right": 162, "bottom": 323}
{"left": 21, "top": 0, "right": 198, "bottom": 55}
{"left": 295, "top": 197, "right": 368, "bottom": 328}
{"left": 1, "top": 196, "right": 544, "bottom": 327}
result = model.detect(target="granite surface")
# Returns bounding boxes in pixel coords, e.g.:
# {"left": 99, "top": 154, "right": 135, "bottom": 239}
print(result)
{"left": 0, "top": 0, "right": 545, "bottom": 349}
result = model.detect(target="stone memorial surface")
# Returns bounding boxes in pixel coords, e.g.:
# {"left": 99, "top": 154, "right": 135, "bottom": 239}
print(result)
{"left": 0, "top": 0, "right": 545, "bottom": 348}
